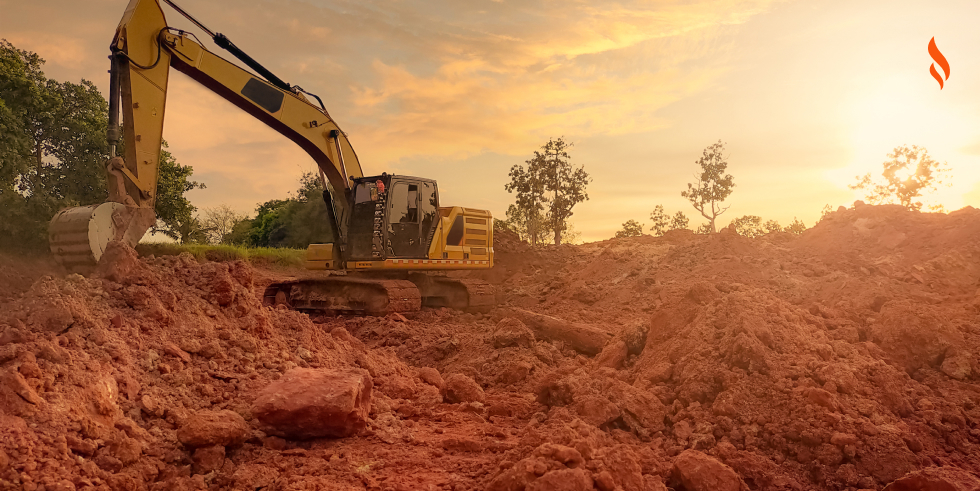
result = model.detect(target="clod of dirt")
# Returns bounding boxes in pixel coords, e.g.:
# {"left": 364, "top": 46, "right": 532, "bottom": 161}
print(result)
{"left": 251, "top": 367, "right": 372, "bottom": 439}
{"left": 670, "top": 450, "right": 747, "bottom": 491}
{"left": 176, "top": 409, "right": 250, "bottom": 447}
{"left": 595, "top": 339, "right": 627, "bottom": 369}
{"left": 882, "top": 467, "right": 980, "bottom": 491}
{"left": 418, "top": 366, "right": 445, "bottom": 390}
{"left": 444, "top": 373, "right": 485, "bottom": 403}
{"left": 493, "top": 318, "right": 536, "bottom": 348}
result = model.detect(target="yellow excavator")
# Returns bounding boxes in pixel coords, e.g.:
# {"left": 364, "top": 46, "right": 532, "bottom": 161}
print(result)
{"left": 48, "top": 0, "right": 494, "bottom": 315}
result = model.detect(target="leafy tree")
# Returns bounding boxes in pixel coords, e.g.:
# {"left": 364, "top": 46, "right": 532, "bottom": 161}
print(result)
{"left": 506, "top": 137, "right": 590, "bottom": 245}
{"left": 649, "top": 205, "right": 670, "bottom": 236}
{"left": 694, "top": 223, "right": 712, "bottom": 234}
{"left": 681, "top": 140, "right": 735, "bottom": 233}
{"left": 670, "top": 211, "right": 689, "bottom": 231}
{"left": 850, "top": 145, "right": 950, "bottom": 211}
{"left": 228, "top": 172, "right": 336, "bottom": 248}
{"left": 784, "top": 217, "right": 807, "bottom": 235}
{"left": 818, "top": 204, "right": 833, "bottom": 222}
{"left": 152, "top": 141, "right": 205, "bottom": 242}
{"left": 504, "top": 152, "right": 547, "bottom": 246}
{"left": 650, "top": 205, "right": 690, "bottom": 236}
{"left": 0, "top": 40, "right": 109, "bottom": 249}
{"left": 615, "top": 219, "right": 643, "bottom": 238}
{"left": 763, "top": 219, "right": 781, "bottom": 233}
{"left": 1, "top": 40, "right": 204, "bottom": 249}
{"left": 730, "top": 215, "right": 764, "bottom": 238}
{"left": 504, "top": 203, "right": 549, "bottom": 246}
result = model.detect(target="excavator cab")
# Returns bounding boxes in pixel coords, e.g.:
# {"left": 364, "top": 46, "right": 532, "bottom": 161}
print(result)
{"left": 348, "top": 175, "right": 440, "bottom": 261}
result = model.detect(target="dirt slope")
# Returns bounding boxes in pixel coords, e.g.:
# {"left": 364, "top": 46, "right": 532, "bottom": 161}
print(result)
{"left": 1, "top": 203, "right": 979, "bottom": 490}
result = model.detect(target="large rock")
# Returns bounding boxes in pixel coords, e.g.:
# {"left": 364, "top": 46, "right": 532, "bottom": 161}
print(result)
{"left": 444, "top": 373, "right": 485, "bottom": 404}
{"left": 882, "top": 467, "right": 980, "bottom": 491}
{"left": 177, "top": 410, "right": 250, "bottom": 448}
{"left": 670, "top": 450, "right": 746, "bottom": 491}
{"left": 251, "top": 368, "right": 372, "bottom": 439}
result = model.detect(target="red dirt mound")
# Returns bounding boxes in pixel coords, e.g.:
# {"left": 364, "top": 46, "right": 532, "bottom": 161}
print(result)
{"left": 2, "top": 204, "right": 980, "bottom": 490}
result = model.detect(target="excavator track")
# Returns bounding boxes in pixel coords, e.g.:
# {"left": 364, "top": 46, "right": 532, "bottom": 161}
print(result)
{"left": 408, "top": 275, "right": 496, "bottom": 313}
{"left": 262, "top": 278, "right": 422, "bottom": 316}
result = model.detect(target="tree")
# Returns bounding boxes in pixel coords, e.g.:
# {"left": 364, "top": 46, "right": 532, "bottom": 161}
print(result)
{"left": 200, "top": 204, "right": 247, "bottom": 244}
{"left": 506, "top": 137, "right": 590, "bottom": 246}
{"left": 730, "top": 215, "right": 764, "bottom": 238}
{"left": 0, "top": 40, "right": 110, "bottom": 249}
{"left": 504, "top": 203, "right": 549, "bottom": 246}
{"left": 850, "top": 145, "right": 950, "bottom": 211}
{"left": 694, "top": 223, "right": 712, "bottom": 234}
{"left": 504, "top": 154, "right": 547, "bottom": 246}
{"left": 670, "top": 211, "right": 689, "bottom": 231}
{"left": 650, "top": 205, "right": 690, "bottom": 236}
{"left": 649, "top": 205, "right": 670, "bottom": 236}
{"left": 615, "top": 219, "right": 643, "bottom": 238}
{"left": 818, "top": 204, "right": 833, "bottom": 222}
{"left": 152, "top": 141, "right": 206, "bottom": 243}
{"left": 227, "top": 172, "right": 337, "bottom": 248}
{"left": 763, "top": 219, "right": 781, "bottom": 233}
{"left": 681, "top": 140, "right": 735, "bottom": 233}
{"left": 784, "top": 217, "right": 807, "bottom": 235}
{"left": 2, "top": 41, "right": 204, "bottom": 249}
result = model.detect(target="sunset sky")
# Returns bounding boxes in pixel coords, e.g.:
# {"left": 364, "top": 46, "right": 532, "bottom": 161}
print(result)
{"left": 4, "top": 0, "right": 980, "bottom": 242}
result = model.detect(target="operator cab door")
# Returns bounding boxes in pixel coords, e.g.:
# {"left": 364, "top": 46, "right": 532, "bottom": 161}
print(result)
{"left": 387, "top": 180, "right": 423, "bottom": 257}
{"left": 387, "top": 178, "right": 438, "bottom": 258}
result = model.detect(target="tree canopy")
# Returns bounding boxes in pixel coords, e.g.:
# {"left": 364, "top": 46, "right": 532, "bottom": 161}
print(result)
{"left": 0, "top": 40, "right": 203, "bottom": 249}
{"left": 850, "top": 145, "right": 950, "bottom": 211}
{"left": 649, "top": 205, "right": 690, "bottom": 236}
{"left": 505, "top": 137, "right": 590, "bottom": 245}
{"left": 614, "top": 219, "right": 643, "bottom": 238}
{"left": 682, "top": 140, "right": 735, "bottom": 233}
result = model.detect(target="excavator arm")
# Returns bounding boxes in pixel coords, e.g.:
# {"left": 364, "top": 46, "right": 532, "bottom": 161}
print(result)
{"left": 49, "top": 0, "right": 363, "bottom": 272}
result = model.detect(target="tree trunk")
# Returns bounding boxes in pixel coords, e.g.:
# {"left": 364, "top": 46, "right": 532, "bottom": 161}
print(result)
{"left": 509, "top": 308, "right": 613, "bottom": 355}
{"left": 554, "top": 227, "right": 561, "bottom": 246}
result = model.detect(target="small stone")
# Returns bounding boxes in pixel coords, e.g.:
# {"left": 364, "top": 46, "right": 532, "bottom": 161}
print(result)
{"left": 444, "top": 374, "right": 485, "bottom": 404}
{"left": 177, "top": 410, "right": 250, "bottom": 447}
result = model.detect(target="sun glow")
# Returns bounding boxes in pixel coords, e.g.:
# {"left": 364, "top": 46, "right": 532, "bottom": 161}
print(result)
{"left": 825, "top": 73, "right": 980, "bottom": 211}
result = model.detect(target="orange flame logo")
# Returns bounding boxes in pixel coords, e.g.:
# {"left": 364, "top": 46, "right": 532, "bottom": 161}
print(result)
{"left": 928, "top": 37, "right": 950, "bottom": 89}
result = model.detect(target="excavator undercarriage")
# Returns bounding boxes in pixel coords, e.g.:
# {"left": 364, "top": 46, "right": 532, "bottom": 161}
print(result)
{"left": 262, "top": 274, "right": 495, "bottom": 316}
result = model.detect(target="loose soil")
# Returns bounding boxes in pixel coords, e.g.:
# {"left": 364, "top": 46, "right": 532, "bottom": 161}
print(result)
{"left": 1, "top": 202, "right": 979, "bottom": 490}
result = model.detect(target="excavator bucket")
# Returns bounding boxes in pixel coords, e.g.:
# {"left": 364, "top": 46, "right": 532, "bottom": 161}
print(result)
{"left": 49, "top": 202, "right": 154, "bottom": 274}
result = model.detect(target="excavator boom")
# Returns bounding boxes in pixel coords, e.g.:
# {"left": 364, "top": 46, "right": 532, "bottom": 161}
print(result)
{"left": 50, "top": 0, "right": 362, "bottom": 272}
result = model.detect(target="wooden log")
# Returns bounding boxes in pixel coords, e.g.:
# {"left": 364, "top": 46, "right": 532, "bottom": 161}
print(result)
{"left": 508, "top": 308, "right": 613, "bottom": 355}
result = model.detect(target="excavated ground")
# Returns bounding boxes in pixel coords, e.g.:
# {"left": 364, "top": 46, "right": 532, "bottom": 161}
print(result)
{"left": 1, "top": 202, "right": 980, "bottom": 491}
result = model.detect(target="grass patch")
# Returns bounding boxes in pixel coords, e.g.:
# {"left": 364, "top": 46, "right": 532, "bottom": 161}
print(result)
{"left": 136, "top": 243, "right": 305, "bottom": 268}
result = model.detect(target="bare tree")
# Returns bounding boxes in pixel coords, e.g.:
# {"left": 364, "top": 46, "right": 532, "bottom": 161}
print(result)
{"left": 200, "top": 204, "right": 247, "bottom": 245}
{"left": 682, "top": 140, "right": 735, "bottom": 233}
